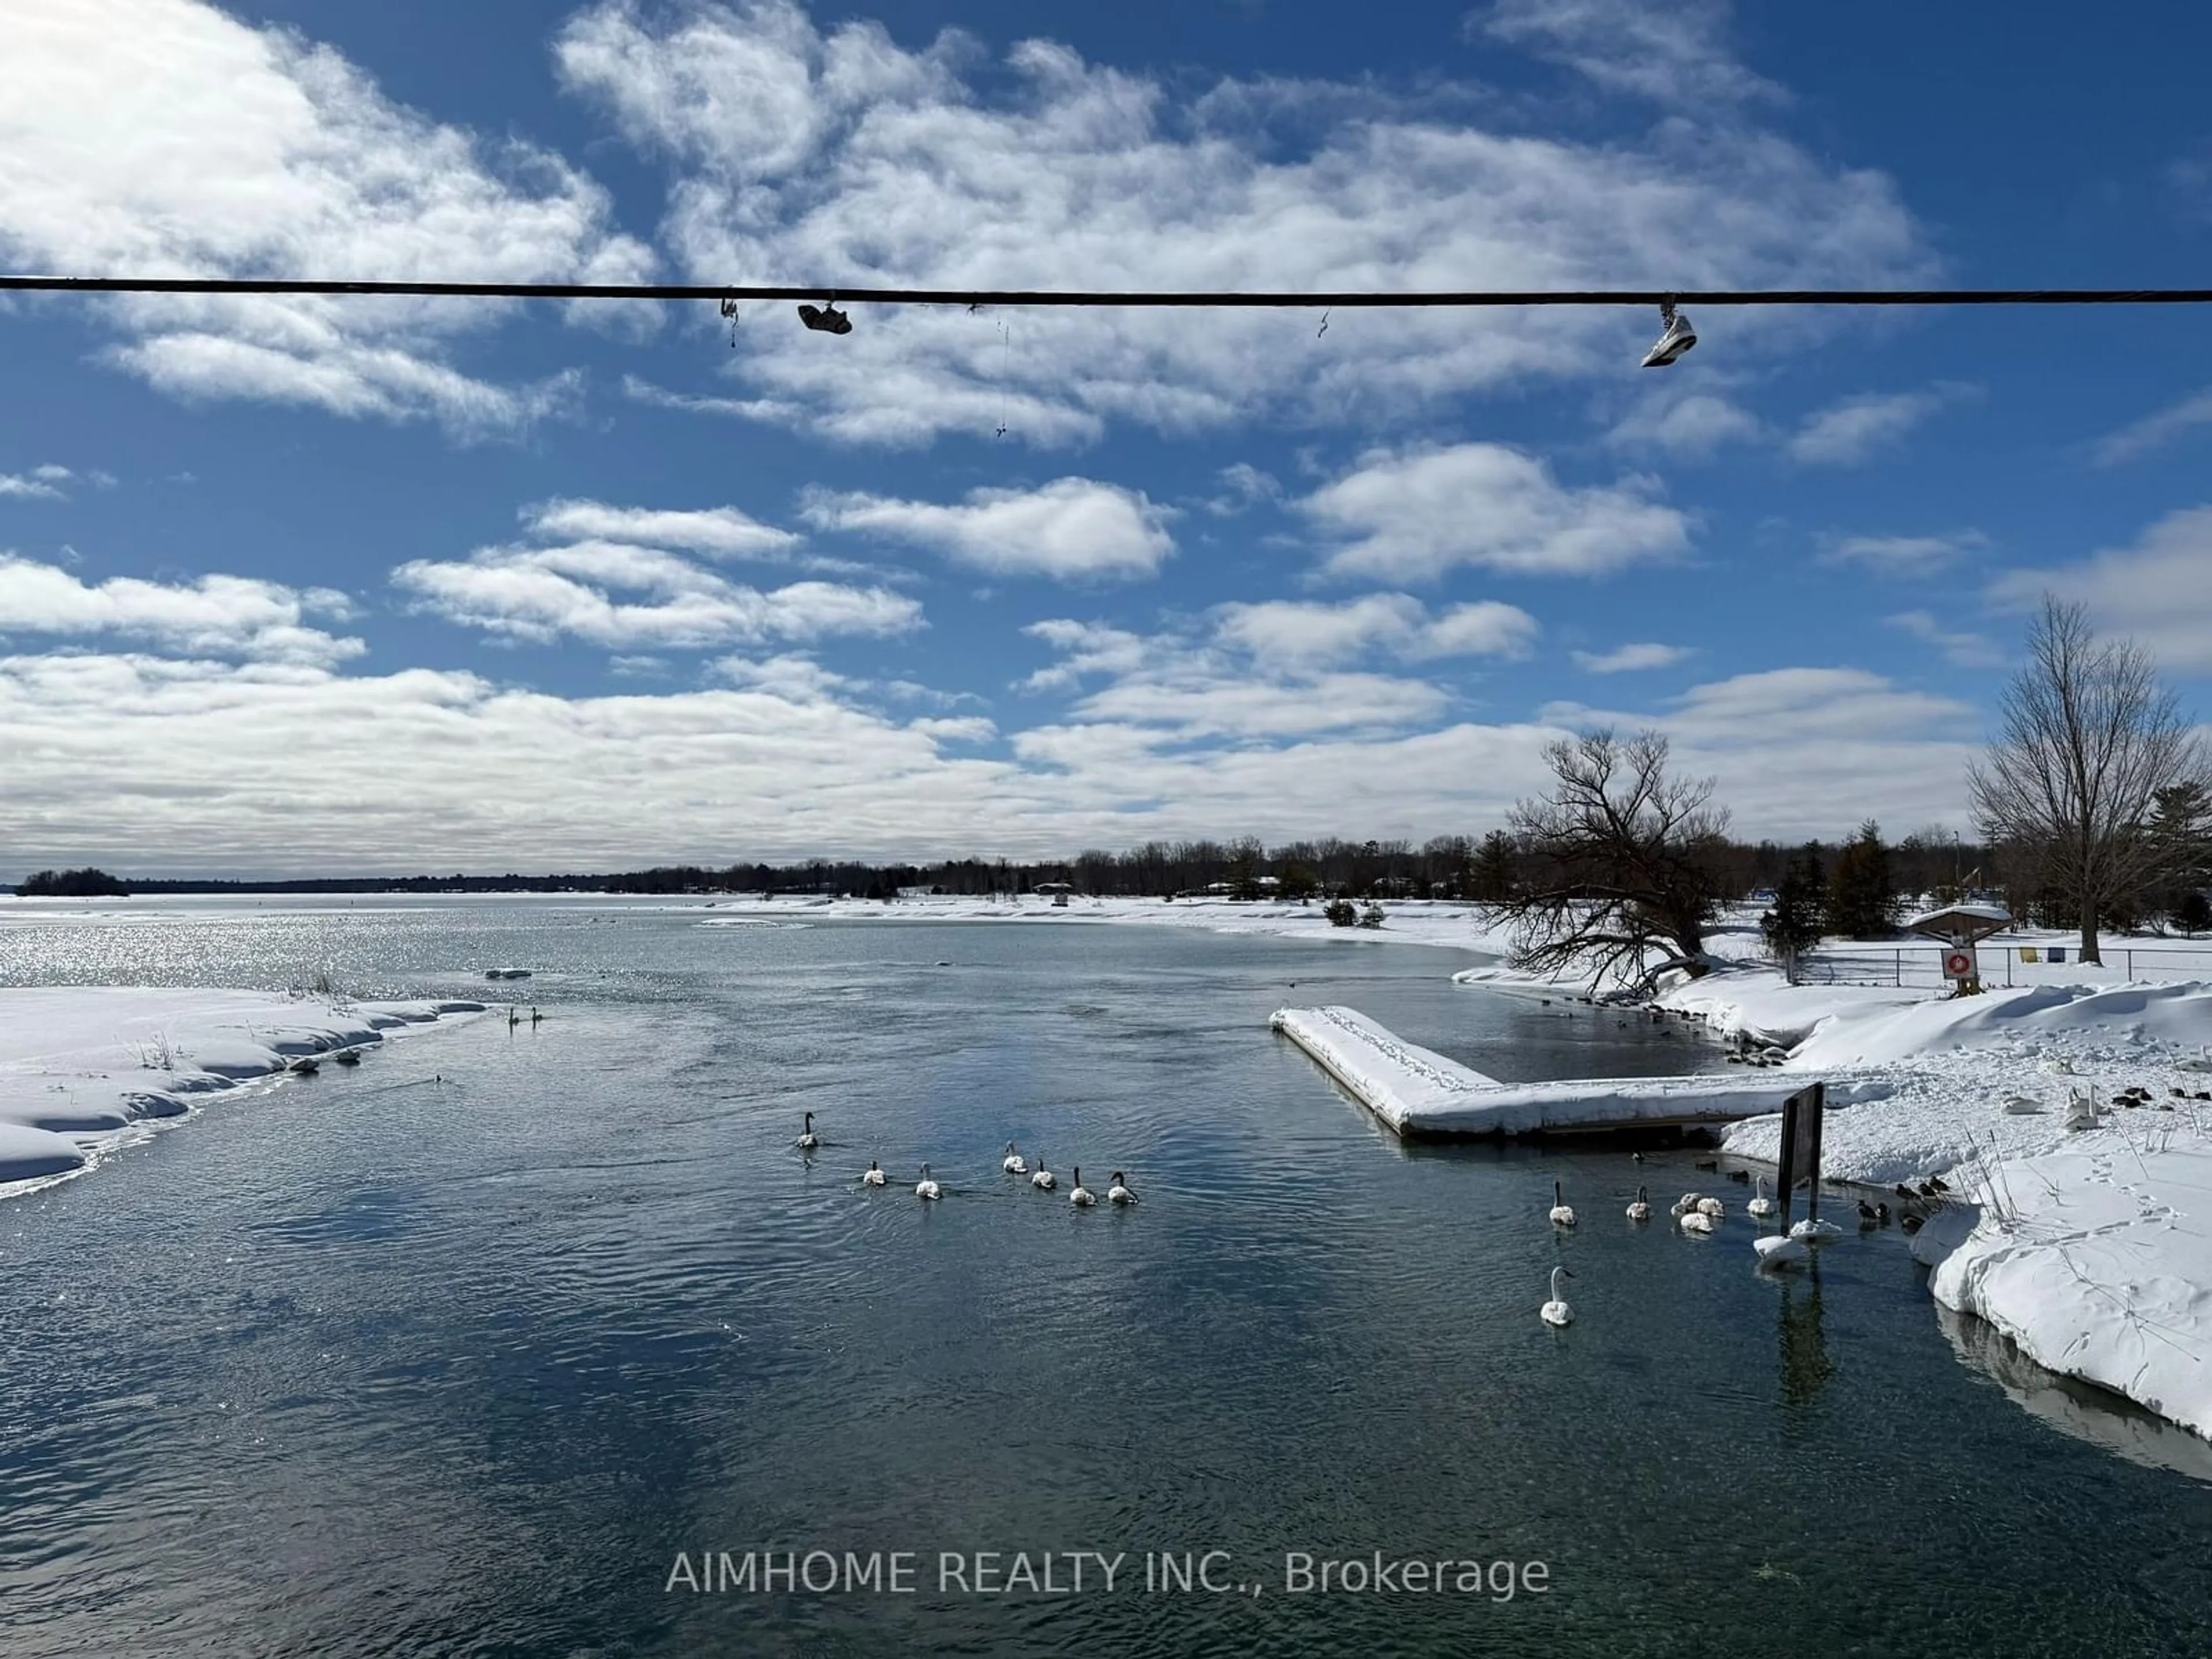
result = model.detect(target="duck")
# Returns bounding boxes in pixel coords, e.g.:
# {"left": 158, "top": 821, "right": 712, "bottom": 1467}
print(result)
{"left": 1927, "top": 1174, "right": 1951, "bottom": 1195}
{"left": 1726, "top": 1168, "right": 1750, "bottom": 1184}
{"left": 1679, "top": 1210, "right": 1715, "bottom": 1236}
{"left": 915, "top": 1163, "right": 941, "bottom": 1200}
{"left": 1789, "top": 1217, "right": 1843, "bottom": 1241}
{"left": 1857, "top": 1199, "right": 1878, "bottom": 1225}
{"left": 1070, "top": 1167, "right": 1097, "bottom": 1207}
{"left": 1671, "top": 1192, "right": 1702, "bottom": 1217}
{"left": 1630, "top": 1151, "right": 1646, "bottom": 1165}
{"left": 797, "top": 1111, "right": 819, "bottom": 1152}
{"left": 1108, "top": 1171, "right": 1138, "bottom": 1205}
{"left": 1695, "top": 1196, "right": 1726, "bottom": 1218}
{"left": 1626, "top": 1184, "right": 1651, "bottom": 1222}
{"left": 1876, "top": 1202, "right": 1891, "bottom": 1224}
{"left": 1001, "top": 1141, "right": 1027, "bottom": 1175}
{"left": 1753, "top": 1233, "right": 1812, "bottom": 1268}
{"left": 1900, "top": 1212, "right": 1925, "bottom": 1235}
{"left": 862, "top": 1160, "right": 887, "bottom": 1187}
{"left": 1747, "top": 1176, "right": 1778, "bottom": 1219}
{"left": 1031, "top": 1157, "right": 1056, "bottom": 1192}
{"left": 1539, "top": 1266, "right": 1575, "bottom": 1327}
{"left": 1695, "top": 1158, "right": 1719, "bottom": 1172}
{"left": 1548, "top": 1180, "right": 1577, "bottom": 1228}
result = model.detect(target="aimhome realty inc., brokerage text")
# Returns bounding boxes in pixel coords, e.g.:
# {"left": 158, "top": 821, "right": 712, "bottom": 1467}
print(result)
{"left": 665, "top": 1550, "right": 1551, "bottom": 1600}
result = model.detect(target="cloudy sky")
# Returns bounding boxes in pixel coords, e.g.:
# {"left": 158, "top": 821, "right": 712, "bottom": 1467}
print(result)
{"left": 3, "top": 0, "right": 2210, "bottom": 876}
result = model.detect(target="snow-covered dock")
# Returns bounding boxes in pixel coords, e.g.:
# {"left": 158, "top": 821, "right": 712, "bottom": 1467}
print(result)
{"left": 1270, "top": 1005, "right": 1893, "bottom": 1138}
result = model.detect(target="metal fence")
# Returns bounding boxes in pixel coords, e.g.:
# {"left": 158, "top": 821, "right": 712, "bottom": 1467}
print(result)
{"left": 1798, "top": 941, "right": 2212, "bottom": 990}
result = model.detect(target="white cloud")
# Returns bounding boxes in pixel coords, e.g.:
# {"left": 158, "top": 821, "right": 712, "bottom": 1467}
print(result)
{"left": 1817, "top": 529, "right": 1988, "bottom": 576}
{"left": 1571, "top": 641, "right": 1692, "bottom": 673}
{"left": 1787, "top": 383, "right": 1975, "bottom": 466}
{"left": 393, "top": 538, "right": 921, "bottom": 649}
{"left": 1885, "top": 609, "right": 2003, "bottom": 668}
{"left": 803, "top": 479, "right": 1174, "bottom": 581}
{"left": 521, "top": 498, "right": 801, "bottom": 560}
{"left": 0, "top": 555, "right": 362, "bottom": 666}
{"left": 1476, "top": 0, "right": 1785, "bottom": 107}
{"left": 0, "top": 0, "right": 653, "bottom": 434}
{"left": 2090, "top": 388, "right": 2212, "bottom": 467}
{"left": 1603, "top": 392, "right": 1766, "bottom": 459}
{"left": 1302, "top": 443, "right": 1691, "bottom": 581}
{"left": 1543, "top": 666, "right": 1983, "bottom": 838}
{"left": 1208, "top": 593, "right": 1538, "bottom": 668}
{"left": 1987, "top": 506, "right": 2212, "bottom": 674}
{"left": 0, "top": 472, "right": 68, "bottom": 501}
{"left": 910, "top": 715, "right": 998, "bottom": 744}
{"left": 556, "top": 0, "right": 1929, "bottom": 446}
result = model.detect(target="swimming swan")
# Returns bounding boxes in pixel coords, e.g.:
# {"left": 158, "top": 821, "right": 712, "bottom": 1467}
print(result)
{"left": 1002, "top": 1142, "right": 1028, "bottom": 1174}
{"left": 1671, "top": 1192, "right": 1701, "bottom": 1217}
{"left": 862, "top": 1160, "right": 887, "bottom": 1187}
{"left": 1626, "top": 1184, "right": 1651, "bottom": 1222}
{"left": 1031, "top": 1158, "right": 1056, "bottom": 1191}
{"left": 1549, "top": 1180, "right": 1577, "bottom": 1228}
{"left": 915, "top": 1162, "right": 941, "bottom": 1200}
{"left": 1540, "top": 1266, "right": 1575, "bottom": 1327}
{"left": 1695, "top": 1196, "right": 1726, "bottom": 1218}
{"left": 1679, "top": 1209, "right": 1715, "bottom": 1235}
{"left": 1108, "top": 1172, "right": 1138, "bottom": 1205}
{"left": 1747, "top": 1175, "right": 1777, "bottom": 1218}
{"left": 797, "top": 1111, "right": 819, "bottom": 1151}
{"left": 1070, "top": 1167, "right": 1097, "bottom": 1207}
{"left": 1753, "top": 1233, "right": 1810, "bottom": 1268}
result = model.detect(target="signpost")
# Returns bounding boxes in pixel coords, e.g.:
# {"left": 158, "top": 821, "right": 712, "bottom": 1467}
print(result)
{"left": 1774, "top": 1081, "right": 1825, "bottom": 1226}
{"left": 1943, "top": 949, "right": 1976, "bottom": 982}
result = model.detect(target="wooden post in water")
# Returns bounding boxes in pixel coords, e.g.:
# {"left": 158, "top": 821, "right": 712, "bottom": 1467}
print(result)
{"left": 1774, "top": 1081, "right": 1826, "bottom": 1226}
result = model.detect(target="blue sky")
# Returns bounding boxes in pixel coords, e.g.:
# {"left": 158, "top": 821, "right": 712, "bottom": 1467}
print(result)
{"left": 3, "top": 0, "right": 2211, "bottom": 876}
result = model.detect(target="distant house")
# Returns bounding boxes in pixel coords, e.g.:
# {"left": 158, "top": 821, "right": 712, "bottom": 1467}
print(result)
{"left": 1035, "top": 880, "right": 1075, "bottom": 908}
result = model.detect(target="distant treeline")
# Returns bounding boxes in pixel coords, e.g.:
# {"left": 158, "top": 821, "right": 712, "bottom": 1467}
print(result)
{"left": 12, "top": 830, "right": 2006, "bottom": 908}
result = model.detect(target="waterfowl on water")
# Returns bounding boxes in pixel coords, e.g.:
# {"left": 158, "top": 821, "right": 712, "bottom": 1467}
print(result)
{"left": 797, "top": 1111, "right": 819, "bottom": 1151}
{"left": 1031, "top": 1158, "right": 1056, "bottom": 1191}
{"left": 1753, "top": 1233, "right": 1810, "bottom": 1268}
{"left": 862, "top": 1160, "right": 887, "bottom": 1187}
{"left": 1002, "top": 1142, "right": 1027, "bottom": 1174}
{"left": 1627, "top": 1185, "right": 1652, "bottom": 1222}
{"left": 1747, "top": 1176, "right": 1778, "bottom": 1219}
{"left": 1679, "top": 1210, "right": 1715, "bottom": 1236}
{"left": 1671, "top": 1192, "right": 1701, "bottom": 1217}
{"left": 915, "top": 1163, "right": 941, "bottom": 1200}
{"left": 1070, "top": 1167, "right": 1096, "bottom": 1207}
{"left": 1108, "top": 1172, "right": 1138, "bottom": 1205}
{"left": 1695, "top": 1196, "right": 1726, "bottom": 1218}
{"left": 1548, "top": 1180, "right": 1577, "bottom": 1228}
{"left": 1540, "top": 1266, "right": 1575, "bottom": 1327}
{"left": 1726, "top": 1168, "right": 1750, "bottom": 1184}
{"left": 1857, "top": 1199, "right": 1878, "bottom": 1225}
{"left": 1695, "top": 1158, "right": 1719, "bottom": 1172}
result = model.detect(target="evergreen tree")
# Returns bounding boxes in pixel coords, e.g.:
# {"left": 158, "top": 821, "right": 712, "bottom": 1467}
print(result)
{"left": 1826, "top": 821, "right": 1897, "bottom": 938}
{"left": 1760, "top": 843, "right": 1827, "bottom": 979}
{"left": 1468, "top": 830, "right": 1519, "bottom": 902}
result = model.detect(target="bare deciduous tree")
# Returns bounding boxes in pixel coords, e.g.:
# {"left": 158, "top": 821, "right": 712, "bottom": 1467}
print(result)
{"left": 1969, "top": 597, "right": 2206, "bottom": 964}
{"left": 1488, "top": 728, "right": 1729, "bottom": 994}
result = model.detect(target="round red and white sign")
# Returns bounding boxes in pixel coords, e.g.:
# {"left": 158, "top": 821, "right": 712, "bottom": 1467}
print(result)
{"left": 1944, "top": 950, "right": 1974, "bottom": 977}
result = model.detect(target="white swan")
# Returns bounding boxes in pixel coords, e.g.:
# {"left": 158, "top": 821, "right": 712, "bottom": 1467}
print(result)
{"left": 1001, "top": 1141, "right": 1027, "bottom": 1174}
{"left": 862, "top": 1160, "right": 887, "bottom": 1187}
{"left": 1031, "top": 1157, "right": 1056, "bottom": 1191}
{"left": 1671, "top": 1192, "right": 1701, "bottom": 1217}
{"left": 796, "top": 1111, "right": 819, "bottom": 1151}
{"left": 1753, "top": 1233, "right": 1810, "bottom": 1268}
{"left": 1679, "top": 1209, "right": 1715, "bottom": 1235}
{"left": 1626, "top": 1184, "right": 1651, "bottom": 1222}
{"left": 1788, "top": 1217, "right": 1842, "bottom": 1240}
{"left": 1070, "top": 1166, "right": 1097, "bottom": 1207}
{"left": 1108, "top": 1171, "right": 1138, "bottom": 1205}
{"left": 1747, "top": 1175, "right": 1777, "bottom": 1218}
{"left": 1695, "top": 1196, "right": 1726, "bottom": 1218}
{"left": 1548, "top": 1180, "right": 1577, "bottom": 1228}
{"left": 915, "top": 1162, "right": 941, "bottom": 1200}
{"left": 1540, "top": 1266, "right": 1575, "bottom": 1327}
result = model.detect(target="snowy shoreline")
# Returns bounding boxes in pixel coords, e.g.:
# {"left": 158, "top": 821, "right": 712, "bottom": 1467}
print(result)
{"left": 0, "top": 989, "right": 487, "bottom": 1195}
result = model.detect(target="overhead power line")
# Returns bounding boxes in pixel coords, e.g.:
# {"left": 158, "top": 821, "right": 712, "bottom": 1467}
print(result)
{"left": 6, "top": 275, "right": 2212, "bottom": 307}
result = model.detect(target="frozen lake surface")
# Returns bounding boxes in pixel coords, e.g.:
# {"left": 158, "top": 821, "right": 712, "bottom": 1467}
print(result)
{"left": 2, "top": 897, "right": 2207, "bottom": 1656}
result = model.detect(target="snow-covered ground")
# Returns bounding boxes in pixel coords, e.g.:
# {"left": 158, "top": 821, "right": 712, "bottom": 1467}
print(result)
{"left": 0, "top": 989, "right": 485, "bottom": 1193}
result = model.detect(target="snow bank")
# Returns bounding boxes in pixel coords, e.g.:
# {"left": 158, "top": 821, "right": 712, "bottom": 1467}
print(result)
{"left": 1912, "top": 1139, "right": 2212, "bottom": 1444}
{"left": 0, "top": 988, "right": 484, "bottom": 1194}
{"left": 1270, "top": 1005, "right": 1892, "bottom": 1138}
